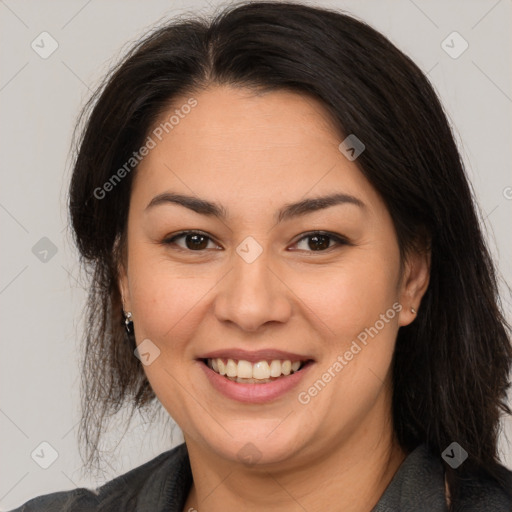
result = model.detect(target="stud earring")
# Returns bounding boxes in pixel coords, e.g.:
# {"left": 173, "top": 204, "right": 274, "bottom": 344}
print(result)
{"left": 411, "top": 307, "right": 416, "bottom": 314}
{"left": 124, "top": 311, "right": 133, "bottom": 333}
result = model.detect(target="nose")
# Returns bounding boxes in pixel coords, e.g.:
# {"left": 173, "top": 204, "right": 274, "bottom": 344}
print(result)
{"left": 213, "top": 247, "right": 293, "bottom": 332}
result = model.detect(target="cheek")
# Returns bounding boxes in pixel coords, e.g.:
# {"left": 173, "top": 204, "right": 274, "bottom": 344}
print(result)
{"left": 129, "top": 263, "right": 213, "bottom": 345}
{"left": 288, "top": 257, "right": 400, "bottom": 342}
{"left": 305, "top": 268, "right": 400, "bottom": 432}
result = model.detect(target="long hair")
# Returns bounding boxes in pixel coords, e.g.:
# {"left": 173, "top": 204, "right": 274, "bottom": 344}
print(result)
{"left": 68, "top": 1, "right": 512, "bottom": 503}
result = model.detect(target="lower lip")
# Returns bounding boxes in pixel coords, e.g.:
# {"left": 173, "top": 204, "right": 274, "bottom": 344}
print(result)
{"left": 197, "top": 359, "right": 314, "bottom": 404}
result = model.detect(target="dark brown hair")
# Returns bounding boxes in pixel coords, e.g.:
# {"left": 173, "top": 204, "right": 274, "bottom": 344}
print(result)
{"left": 68, "top": 0, "right": 512, "bottom": 504}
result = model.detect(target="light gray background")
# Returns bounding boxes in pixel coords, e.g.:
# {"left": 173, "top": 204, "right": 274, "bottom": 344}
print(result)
{"left": 1, "top": 0, "right": 511, "bottom": 509}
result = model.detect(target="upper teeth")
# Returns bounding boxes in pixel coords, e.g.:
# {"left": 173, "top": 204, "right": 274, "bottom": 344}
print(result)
{"left": 207, "top": 358, "right": 303, "bottom": 379}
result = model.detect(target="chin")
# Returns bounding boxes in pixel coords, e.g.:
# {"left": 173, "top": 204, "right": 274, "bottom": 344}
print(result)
{"left": 202, "top": 427, "right": 307, "bottom": 467}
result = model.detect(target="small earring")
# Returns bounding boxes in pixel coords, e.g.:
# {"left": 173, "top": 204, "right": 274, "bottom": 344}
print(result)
{"left": 124, "top": 311, "right": 133, "bottom": 333}
{"left": 411, "top": 307, "right": 416, "bottom": 314}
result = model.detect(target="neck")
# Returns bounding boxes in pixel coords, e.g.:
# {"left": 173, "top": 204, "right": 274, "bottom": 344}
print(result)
{"left": 182, "top": 395, "right": 407, "bottom": 512}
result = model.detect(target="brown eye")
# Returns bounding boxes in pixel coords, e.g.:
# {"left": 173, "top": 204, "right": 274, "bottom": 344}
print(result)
{"left": 292, "top": 231, "right": 348, "bottom": 252}
{"left": 183, "top": 233, "right": 209, "bottom": 250}
{"left": 163, "top": 231, "right": 220, "bottom": 251}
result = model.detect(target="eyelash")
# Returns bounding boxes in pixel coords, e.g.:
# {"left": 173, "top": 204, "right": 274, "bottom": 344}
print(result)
{"left": 161, "top": 230, "right": 350, "bottom": 253}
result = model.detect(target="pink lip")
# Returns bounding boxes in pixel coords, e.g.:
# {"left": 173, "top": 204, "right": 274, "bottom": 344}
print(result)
{"left": 198, "top": 348, "right": 313, "bottom": 363}
{"left": 197, "top": 359, "right": 315, "bottom": 404}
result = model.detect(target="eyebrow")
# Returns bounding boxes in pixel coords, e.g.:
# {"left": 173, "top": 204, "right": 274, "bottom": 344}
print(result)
{"left": 145, "top": 191, "right": 365, "bottom": 223}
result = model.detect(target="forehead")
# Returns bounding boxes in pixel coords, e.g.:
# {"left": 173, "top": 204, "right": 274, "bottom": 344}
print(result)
{"left": 132, "top": 85, "right": 382, "bottom": 217}
{"left": 175, "top": 85, "right": 341, "bottom": 138}
{"left": 145, "top": 84, "right": 340, "bottom": 155}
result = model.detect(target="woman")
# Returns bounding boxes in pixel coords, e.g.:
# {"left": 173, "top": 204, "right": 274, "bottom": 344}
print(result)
{"left": 11, "top": 1, "right": 512, "bottom": 511}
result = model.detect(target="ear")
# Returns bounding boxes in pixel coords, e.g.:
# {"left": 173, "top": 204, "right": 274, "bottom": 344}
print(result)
{"left": 115, "top": 235, "right": 131, "bottom": 312}
{"left": 118, "top": 261, "right": 131, "bottom": 312}
{"left": 397, "top": 244, "right": 431, "bottom": 327}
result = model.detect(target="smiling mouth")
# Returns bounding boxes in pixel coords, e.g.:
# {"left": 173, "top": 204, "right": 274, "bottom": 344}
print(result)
{"left": 202, "top": 357, "right": 312, "bottom": 384}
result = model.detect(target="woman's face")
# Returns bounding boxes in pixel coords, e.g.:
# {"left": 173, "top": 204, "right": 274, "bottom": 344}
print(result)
{"left": 119, "top": 85, "right": 429, "bottom": 467}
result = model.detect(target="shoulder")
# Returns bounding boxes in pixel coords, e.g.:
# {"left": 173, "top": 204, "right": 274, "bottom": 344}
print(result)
{"left": 6, "top": 488, "right": 99, "bottom": 512}
{"left": 456, "top": 463, "right": 512, "bottom": 511}
{"left": 373, "top": 443, "right": 512, "bottom": 512}
{"left": 418, "top": 443, "right": 512, "bottom": 511}
{"left": 7, "top": 443, "right": 190, "bottom": 512}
